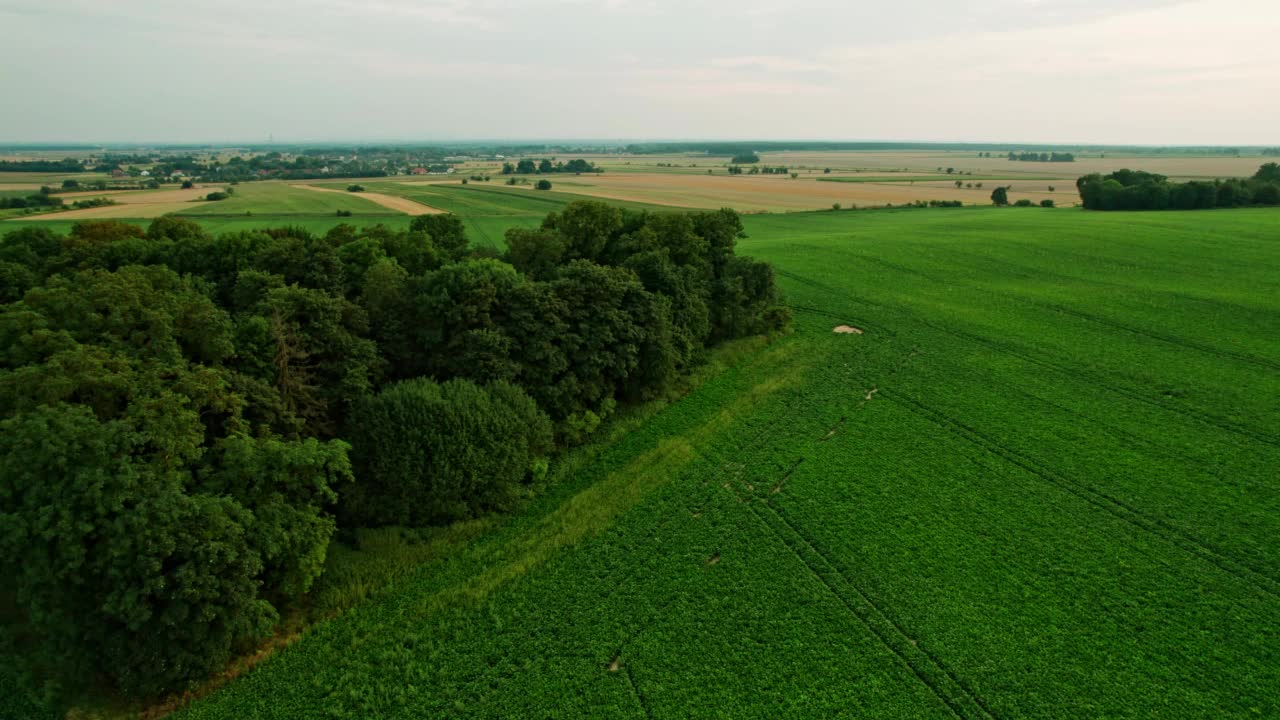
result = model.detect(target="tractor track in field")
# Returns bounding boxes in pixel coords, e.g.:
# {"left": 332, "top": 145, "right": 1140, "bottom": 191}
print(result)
{"left": 879, "top": 387, "right": 1280, "bottom": 601}
{"left": 748, "top": 500, "right": 998, "bottom": 720}
{"left": 794, "top": 242, "right": 1280, "bottom": 373}
{"left": 778, "top": 270, "right": 1280, "bottom": 450}
{"left": 460, "top": 349, "right": 815, "bottom": 714}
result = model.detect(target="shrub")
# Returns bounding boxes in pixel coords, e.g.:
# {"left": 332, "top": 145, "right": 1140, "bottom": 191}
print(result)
{"left": 342, "top": 378, "right": 553, "bottom": 527}
{"left": 832, "top": 203, "right": 841, "bottom": 211}
{"left": 347, "top": 184, "right": 365, "bottom": 193}
{"left": 336, "top": 209, "right": 353, "bottom": 217}
{"left": 1014, "top": 199, "right": 1035, "bottom": 207}
{"left": 205, "top": 191, "right": 229, "bottom": 201}
{"left": 181, "top": 180, "right": 194, "bottom": 189}
{"left": 535, "top": 179, "right": 553, "bottom": 191}
{"left": 1040, "top": 199, "right": 1056, "bottom": 208}
{"left": 991, "top": 186, "right": 1009, "bottom": 206}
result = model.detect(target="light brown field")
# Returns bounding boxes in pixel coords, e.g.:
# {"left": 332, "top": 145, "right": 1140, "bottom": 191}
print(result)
{"left": 291, "top": 184, "right": 444, "bottom": 214}
{"left": 10, "top": 187, "right": 215, "bottom": 221}
{"left": 757, "top": 151, "right": 1269, "bottom": 180}
{"left": 541, "top": 173, "right": 1062, "bottom": 212}
{"left": 0, "top": 183, "right": 43, "bottom": 191}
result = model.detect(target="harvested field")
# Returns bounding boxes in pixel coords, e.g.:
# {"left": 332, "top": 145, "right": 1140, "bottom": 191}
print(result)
{"left": 758, "top": 150, "right": 1270, "bottom": 180}
{"left": 544, "top": 172, "right": 1059, "bottom": 211}
{"left": 291, "top": 184, "right": 444, "bottom": 215}
{"left": 9, "top": 187, "right": 215, "bottom": 220}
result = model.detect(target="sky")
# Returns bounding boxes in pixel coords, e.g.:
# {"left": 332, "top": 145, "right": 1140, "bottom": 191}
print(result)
{"left": 1, "top": 0, "right": 1278, "bottom": 145}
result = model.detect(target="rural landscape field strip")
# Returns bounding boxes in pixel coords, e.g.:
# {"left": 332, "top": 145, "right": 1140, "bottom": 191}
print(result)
{"left": 756, "top": 215, "right": 1280, "bottom": 583}
{"left": 170, "top": 206, "right": 1280, "bottom": 718}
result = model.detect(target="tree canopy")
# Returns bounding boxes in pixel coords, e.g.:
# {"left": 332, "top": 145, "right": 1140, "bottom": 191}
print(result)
{"left": 0, "top": 200, "right": 790, "bottom": 699}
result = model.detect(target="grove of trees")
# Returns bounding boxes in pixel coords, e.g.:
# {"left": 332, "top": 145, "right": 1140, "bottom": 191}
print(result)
{"left": 1008, "top": 152, "right": 1075, "bottom": 162}
{"left": 1077, "top": 164, "right": 1280, "bottom": 210}
{"left": 0, "top": 201, "right": 789, "bottom": 699}
{"left": 502, "top": 159, "right": 601, "bottom": 175}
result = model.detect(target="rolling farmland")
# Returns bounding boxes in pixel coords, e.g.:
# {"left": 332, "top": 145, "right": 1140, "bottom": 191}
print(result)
{"left": 169, "top": 206, "right": 1280, "bottom": 719}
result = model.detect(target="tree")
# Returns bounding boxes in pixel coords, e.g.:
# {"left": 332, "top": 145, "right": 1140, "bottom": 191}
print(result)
{"left": 409, "top": 213, "right": 468, "bottom": 258}
{"left": 516, "top": 159, "right": 536, "bottom": 174}
{"left": 991, "top": 186, "right": 1010, "bottom": 206}
{"left": 347, "top": 184, "right": 365, "bottom": 192}
{"left": 342, "top": 378, "right": 552, "bottom": 526}
{"left": 1255, "top": 162, "right": 1280, "bottom": 183}
{"left": 538, "top": 159, "right": 554, "bottom": 174}
{"left": 731, "top": 152, "right": 760, "bottom": 164}
{"left": 181, "top": 179, "right": 195, "bottom": 189}
{"left": 501, "top": 162, "right": 515, "bottom": 174}
{"left": 536, "top": 179, "right": 553, "bottom": 190}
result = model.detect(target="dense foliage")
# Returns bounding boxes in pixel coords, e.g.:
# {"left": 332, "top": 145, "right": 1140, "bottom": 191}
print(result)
{"left": 1078, "top": 163, "right": 1280, "bottom": 210}
{"left": 1008, "top": 151, "right": 1074, "bottom": 162}
{"left": 502, "top": 159, "right": 601, "bottom": 175}
{"left": 0, "top": 201, "right": 787, "bottom": 698}
{"left": 0, "top": 158, "right": 85, "bottom": 172}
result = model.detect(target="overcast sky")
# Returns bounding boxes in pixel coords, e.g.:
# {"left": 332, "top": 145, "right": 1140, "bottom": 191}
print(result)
{"left": 2, "top": 0, "right": 1277, "bottom": 145}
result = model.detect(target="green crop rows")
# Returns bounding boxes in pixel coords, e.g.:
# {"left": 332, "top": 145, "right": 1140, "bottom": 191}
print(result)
{"left": 163, "top": 206, "right": 1280, "bottom": 718}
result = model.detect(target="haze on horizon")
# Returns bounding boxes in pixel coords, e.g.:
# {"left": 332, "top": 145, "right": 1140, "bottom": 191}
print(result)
{"left": 1, "top": 0, "right": 1277, "bottom": 146}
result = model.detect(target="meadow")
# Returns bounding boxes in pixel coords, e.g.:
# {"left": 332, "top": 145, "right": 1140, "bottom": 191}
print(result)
{"left": 142, "top": 204, "right": 1280, "bottom": 719}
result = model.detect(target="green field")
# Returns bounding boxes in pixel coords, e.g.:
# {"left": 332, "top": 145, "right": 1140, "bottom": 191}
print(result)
{"left": 174, "top": 182, "right": 399, "bottom": 217}
{"left": 1, "top": 181, "right": 678, "bottom": 248}
{"left": 161, "top": 206, "right": 1280, "bottom": 718}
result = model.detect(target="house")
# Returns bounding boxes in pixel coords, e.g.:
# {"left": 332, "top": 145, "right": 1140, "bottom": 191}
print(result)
{"left": 411, "top": 167, "right": 428, "bottom": 175}
{"left": 110, "top": 169, "right": 125, "bottom": 178}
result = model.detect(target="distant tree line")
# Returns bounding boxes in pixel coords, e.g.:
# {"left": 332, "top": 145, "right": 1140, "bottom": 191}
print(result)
{"left": 731, "top": 152, "right": 760, "bottom": 164}
{"left": 1263, "top": 148, "right": 1280, "bottom": 157}
{"left": 0, "top": 158, "right": 85, "bottom": 172}
{"left": 0, "top": 188, "right": 63, "bottom": 210}
{"left": 501, "top": 159, "right": 601, "bottom": 175}
{"left": 727, "top": 165, "right": 789, "bottom": 175}
{"left": 1077, "top": 163, "right": 1280, "bottom": 210}
{"left": 0, "top": 201, "right": 788, "bottom": 700}
{"left": 1009, "top": 152, "right": 1075, "bottom": 162}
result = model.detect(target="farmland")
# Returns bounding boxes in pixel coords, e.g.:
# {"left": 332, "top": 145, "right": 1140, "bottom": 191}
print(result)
{"left": 150, "top": 205, "right": 1280, "bottom": 719}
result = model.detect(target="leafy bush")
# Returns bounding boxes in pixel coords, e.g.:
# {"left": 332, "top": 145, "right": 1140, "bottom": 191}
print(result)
{"left": 1014, "top": 199, "right": 1035, "bottom": 207}
{"left": 342, "top": 378, "right": 553, "bottom": 526}
{"left": 347, "top": 184, "right": 365, "bottom": 192}
{"left": 535, "top": 179, "right": 553, "bottom": 190}
{"left": 1040, "top": 199, "right": 1056, "bottom": 208}
{"left": 205, "top": 191, "right": 229, "bottom": 201}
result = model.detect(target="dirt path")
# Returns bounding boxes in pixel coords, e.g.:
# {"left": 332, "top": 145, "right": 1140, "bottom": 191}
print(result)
{"left": 291, "top": 184, "right": 444, "bottom": 215}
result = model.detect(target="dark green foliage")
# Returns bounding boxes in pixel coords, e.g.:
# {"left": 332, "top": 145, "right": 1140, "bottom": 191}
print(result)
{"left": 1078, "top": 164, "right": 1280, "bottom": 210}
{"left": 343, "top": 378, "right": 552, "bottom": 526}
{"left": 206, "top": 191, "right": 230, "bottom": 201}
{"left": 991, "top": 186, "right": 1010, "bottom": 206}
{"left": 1008, "top": 151, "right": 1074, "bottom": 162}
{"left": 347, "top": 184, "right": 365, "bottom": 192}
{"left": 0, "top": 200, "right": 788, "bottom": 702}
{"left": 1014, "top": 199, "right": 1034, "bottom": 207}
{"left": 1040, "top": 199, "right": 1056, "bottom": 208}
{"left": 535, "top": 179, "right": 553, "bottom": 190}
{"left": 409, "top": 213, "right": 468, "bottom": 257}
{"left": 0, "top": 263, "right": 353, "bottom": 696}
{"left": 731, "top": 152, "right": 761, "bottom": 164}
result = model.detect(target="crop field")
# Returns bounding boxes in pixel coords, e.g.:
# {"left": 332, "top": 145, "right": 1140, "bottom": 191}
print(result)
{"left": 174, "top": 182, "right": 402, "bottom": 217}
{"left": 159, "top": 206, "right": 1280, "bottom": 719}
{"left": 539, "top": 172, "right": 1062, "bottom": 211}
{"left": 757, "top": 150, "right": 1273, "bottom": 180}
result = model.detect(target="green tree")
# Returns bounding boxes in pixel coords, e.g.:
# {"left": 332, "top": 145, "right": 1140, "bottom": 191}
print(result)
{"left": 536, "top": 179, "right": 553, "bottom": 190}
{"left": 342, "top": 378, "right": 552, "bottom": 526}
{"left": 991, "top": 186, "right": 1010, "bottom": 206}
